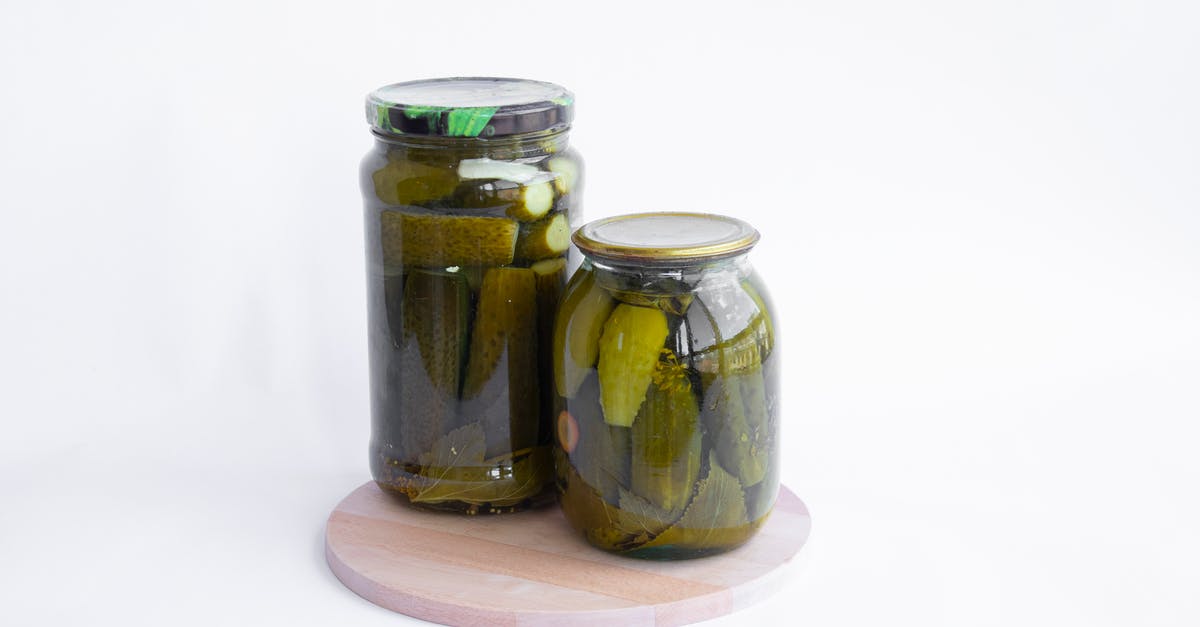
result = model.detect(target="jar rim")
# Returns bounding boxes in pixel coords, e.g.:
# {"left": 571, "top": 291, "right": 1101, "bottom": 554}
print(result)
{"left": 366, "top": 77, "right": 573, "bottom": 139}
{"left": 573, "top": 212, "right": 761, "bottom": 265}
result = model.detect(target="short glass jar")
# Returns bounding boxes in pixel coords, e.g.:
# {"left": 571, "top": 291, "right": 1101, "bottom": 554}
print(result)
{"left": 361, "top": 78, "right": 584, "bottom": 514}
{"left": 553, "top": 213, "right": 780, "bottom": 558}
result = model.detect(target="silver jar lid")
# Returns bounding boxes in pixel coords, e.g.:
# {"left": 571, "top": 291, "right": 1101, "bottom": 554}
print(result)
{"left": 573, "top": 212, "right": 760, "bottom": 265}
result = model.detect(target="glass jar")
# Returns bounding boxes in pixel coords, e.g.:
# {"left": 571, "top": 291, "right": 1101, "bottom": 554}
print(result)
{"left": 361, "top": 78, "right": 584, "bottom": 514}
{"left": 553, "top": 213, "right": 779, "bottom": 558}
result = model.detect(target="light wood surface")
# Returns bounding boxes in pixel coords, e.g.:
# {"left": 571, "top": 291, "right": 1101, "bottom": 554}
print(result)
{"left": 325, "top": 482, "right": 811, "bottom": 626}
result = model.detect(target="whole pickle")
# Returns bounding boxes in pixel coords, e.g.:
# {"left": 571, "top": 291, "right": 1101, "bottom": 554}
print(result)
{"left": 402, "top": 270, "right": 470, "bottom": 400}
{"left": 689, "top": 292, "right": 773, "bottom": 488}
{"left": 630, "top": 349, "right": 702, "bottom": 513}
{"left": 563, "top": 373, "right": 631, "bottom": 505}
{"left": 553, "top": 270, "right": 616, "bottom": 398}
{"left": 638, "top": 451, "right": 754, "bottom": 555}
{"left": 380, "top": 211, "right": 518, "bottom": 267}
{"left": 597, "top": 304, "right": 669, "bottom": 428}
{"left": 462, "top": 267, "right": 540, "bottom": 458}
{"left": 533, "top": 258, "right": 568, "bottom": 444}
{"left": 371, "top": 157, "right": 458, "bottom": 207}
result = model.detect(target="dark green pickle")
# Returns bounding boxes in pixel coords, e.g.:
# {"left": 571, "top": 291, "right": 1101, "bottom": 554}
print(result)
{"left": 554, "top": 213, "right": 779, "bottom": 558}
{"left": 362, "top": 78, "right": 583, "bottom": 514}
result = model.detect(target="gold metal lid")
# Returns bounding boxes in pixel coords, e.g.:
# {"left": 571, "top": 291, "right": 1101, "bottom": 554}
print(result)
{"left": 572, "top": 212, "right": 760, "bottom": 265}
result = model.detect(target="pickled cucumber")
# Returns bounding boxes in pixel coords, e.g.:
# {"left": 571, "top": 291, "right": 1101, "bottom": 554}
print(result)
{"left": 533, "top": 258, "right": 568, "bottom": 443}
{"left": 372, "top": 158, "right": 458, "bottom": 206}
{"left": 452, "top": 178, "right": 556, "bottom": 222}
{"left": 380, "top": 211, "right": 518, "bottom": 267}
{"left": 553, "top": 271, "right": 616, "bottom": 398}
{"left": 640, "top": 451, "right": 752, "bottom": 554}
{"left": 630, "top": 349, "right": 702, "bottom": 513}
{"left": 461, "top": 267, "right": 540, "bottom": 457}
{"left": 695, "top": 299, "right": 771, "bottom": 488}
{"left": 514, "top": 212, "right": 570, "bottom": 261}
{"left": 565, "top": 373, "right": 631, "bottom": 504}
{"left": 397, "top": 340, "right": 452, "bottom": 461}
{"left": 381, "top": 271, "right": 470, "bottom": 459}
{"left": 743, "top": 453, "right": 780, "bottom": 523}
{"left": 401, "top": 270, "right": 470, "bottom": 399}
{"left": 741, "top": 278, "right": 775, "bottom": 357}
{"left": 597, "top": 304, "right": 670, "bottom": 428}
{"left": 715, "top": 367, "right": 770, "bottom": 488}
{"left": 592, "top": 272, "right": 694, "bottom": 316}
{"left": 533, "top": 258, "right": 567, "bottom": 338}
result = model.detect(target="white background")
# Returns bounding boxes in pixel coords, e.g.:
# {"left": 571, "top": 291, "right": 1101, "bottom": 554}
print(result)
{"left": 2, "top": 1, "right": 1198, "bottom": 625}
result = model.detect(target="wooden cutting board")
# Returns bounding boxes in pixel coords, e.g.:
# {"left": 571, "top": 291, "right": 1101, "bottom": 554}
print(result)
{"left": 325, "top": 481, "right": 811, "bottom": 626}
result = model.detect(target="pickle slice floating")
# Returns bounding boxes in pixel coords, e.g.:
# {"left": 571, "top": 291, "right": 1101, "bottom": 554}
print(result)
{"left": 452, "top": 178, "right": 556, "bottom": 222}
{"left": 380, "top": 211, "right": 518, "bottom": 267}
{"left": 515, "top": 213, "right": 570, "bottom": 261}
{"left": 630, "top": 349, "right": 702, "bottom": 513}
{"left": 546, "top": 155, "right": 580, "bottom": 195}
{"left": 553, "top": 271, "right": 616, "bottom": 398}
{"left": 597, "top": 304, "right": 670, "bottom": 428}
{"left": 461, "top": 267, "right": 540, "bottom": 457}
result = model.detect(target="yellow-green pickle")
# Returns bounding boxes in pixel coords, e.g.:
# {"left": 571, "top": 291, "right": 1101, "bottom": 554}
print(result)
{"left": 361, "top": 78, "right": 584, "bottom": 514}
{"left": 555, "top": 213, "right": 780, "bottom": 558}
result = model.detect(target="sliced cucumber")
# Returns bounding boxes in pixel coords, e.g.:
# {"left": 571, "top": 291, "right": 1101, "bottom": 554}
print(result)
{"left": 546, "top": 155, "right": 581, "bottom": 195}
{"left": 515, "top": 213, "right": 570, "bottom": 261}
{"left": 452, "top": 178, "right": 556, "bottom": 222}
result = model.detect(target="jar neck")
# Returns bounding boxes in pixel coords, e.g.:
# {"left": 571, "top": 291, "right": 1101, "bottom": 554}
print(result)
{"left": 371, "top": 128, "right": 570, "bottom": 160}
{"left": 586, "top": 254, "right": 753, "bottom": 293}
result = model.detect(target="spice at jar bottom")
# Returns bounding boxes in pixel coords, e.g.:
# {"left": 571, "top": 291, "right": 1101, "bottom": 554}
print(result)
{"left": 361, "top": 77, "right": 584, "bottom": 514}
{"left": 554, "top": 213, "right": 781, "bottom": 559}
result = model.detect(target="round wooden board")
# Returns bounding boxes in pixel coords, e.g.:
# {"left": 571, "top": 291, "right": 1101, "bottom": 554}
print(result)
{"left": 325, "top": 482, "right": 811, "bottom": 627}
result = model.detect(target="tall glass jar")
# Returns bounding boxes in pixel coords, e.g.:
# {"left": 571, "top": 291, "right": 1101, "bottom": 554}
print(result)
{"left": 553, "top": 213, "right": 779, "bottom": 558}
{"left": 361, "top": 78, "right": 584, "bottom": 514}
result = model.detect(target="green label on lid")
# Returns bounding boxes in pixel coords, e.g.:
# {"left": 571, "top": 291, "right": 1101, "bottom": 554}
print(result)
{"left": 391, "top": 105, "right": 499, "bottom": 137}
{"left": 445, "top": 107, "right": 498, "bottom": 137}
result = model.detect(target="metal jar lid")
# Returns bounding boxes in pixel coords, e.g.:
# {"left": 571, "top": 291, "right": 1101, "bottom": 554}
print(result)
{"left": 366, "top": 77, "right": 573, "bottom": 138}
{"left": 572, "top": 213, "right": 761, "bottom": 265}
